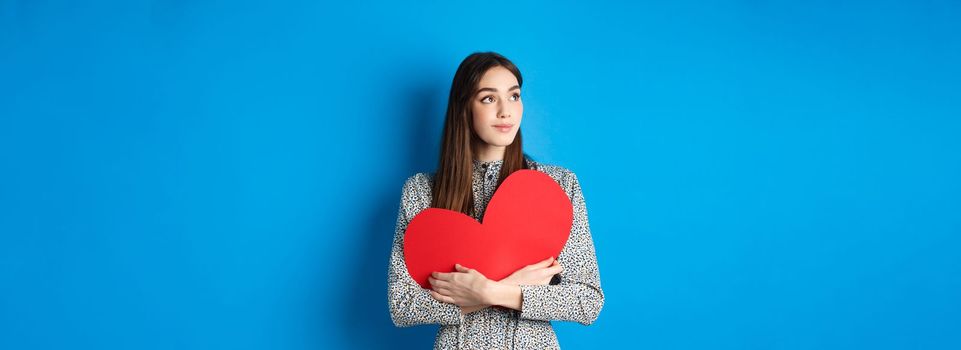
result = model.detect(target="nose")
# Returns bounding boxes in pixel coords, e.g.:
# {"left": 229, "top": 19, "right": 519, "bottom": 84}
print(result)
{"left": 497, "top": 101, "right": 510, "bottom": 119}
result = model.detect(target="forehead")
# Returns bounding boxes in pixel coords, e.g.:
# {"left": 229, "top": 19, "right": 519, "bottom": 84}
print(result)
{"left": 477, "top": 66, "right": 519, "bottom": 89}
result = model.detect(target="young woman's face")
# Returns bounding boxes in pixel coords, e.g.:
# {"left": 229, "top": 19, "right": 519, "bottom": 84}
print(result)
{"left": 471, "top": 66, "right": 523, "bottom": 148}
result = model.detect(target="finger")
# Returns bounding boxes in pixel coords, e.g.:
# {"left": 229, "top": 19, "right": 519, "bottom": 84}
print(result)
{"left": 454, "top": 264, "right": 474, "bottom": 273}
{"left": 429, "top": 277, "right": 451, "bottom": 289}
{"left": 432, "top": 271, "right": 453, "bottom": 281}
{"left": 543, "top": 265, "right": 564, "bottom": 276}
{"left": 433, "top": 286, "right": 455, "bottom": 297}
{"left": 430, "top": 290, "right": 456, "bottom": 304}
{"left": 528, "top": 256, "right": 555, "bottom": 269}
{"left": 459, "top": 265, "right": 486, "bottom": 279}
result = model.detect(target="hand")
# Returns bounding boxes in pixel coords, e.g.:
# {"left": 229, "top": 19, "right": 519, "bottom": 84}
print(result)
{"left": 500, "top": 256, "right": 563, "bottom": 286}
{"left": 428, "top": 264, "right": 493, "bottom": 307}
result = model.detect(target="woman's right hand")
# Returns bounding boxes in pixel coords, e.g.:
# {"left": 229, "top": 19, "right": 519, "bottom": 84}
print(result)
{"left": 499, "top": 256, "right": 563, "bottom": 286}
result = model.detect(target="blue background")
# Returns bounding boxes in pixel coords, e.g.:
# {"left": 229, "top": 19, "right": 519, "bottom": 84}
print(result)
{"left": 2, "top": 1, "right": 960, "bottom": 349}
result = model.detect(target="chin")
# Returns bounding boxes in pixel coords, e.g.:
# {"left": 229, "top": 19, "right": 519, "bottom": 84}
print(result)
{"left": 478, "top": 132, "right": 518, "bottom": 147}
{"left": 494, "top": 136, "right": 518, "bottom": 147}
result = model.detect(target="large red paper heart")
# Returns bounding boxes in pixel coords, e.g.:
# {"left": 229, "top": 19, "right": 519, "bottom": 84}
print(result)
{"left": 404, "top": 169, "right": 573, "bottom": 289}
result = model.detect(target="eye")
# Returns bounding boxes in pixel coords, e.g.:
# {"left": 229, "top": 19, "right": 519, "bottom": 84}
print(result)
{"left": 481, "top": 96, "right": 495, "bottom": 104}
{"left": 510, "top": 93, "right": 521, "bottom": 101}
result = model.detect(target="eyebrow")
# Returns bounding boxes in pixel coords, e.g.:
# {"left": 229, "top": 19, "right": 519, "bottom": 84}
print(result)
{"left": 476, "top": 85, "right": 521, "bottom": 94}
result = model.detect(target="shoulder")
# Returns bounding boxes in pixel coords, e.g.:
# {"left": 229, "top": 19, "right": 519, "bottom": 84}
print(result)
{"left": 398, "top": 172, "right": 433, "bottom": 219}
{"left": 528, "top": 160, "right": 581, "bottom": 194}
{"left": 400, "top": 172, "right": 434, "bottom": 205}
{"left": 402, "top": 172, "right": 433, "bottom": 190}
{"left": 401, "top": 172, "right": 434, "bottom": 198}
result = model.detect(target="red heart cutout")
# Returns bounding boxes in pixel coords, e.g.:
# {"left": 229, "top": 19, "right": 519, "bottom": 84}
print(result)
{"left": 403, "top": 169, "right": 574, "bottom": 289}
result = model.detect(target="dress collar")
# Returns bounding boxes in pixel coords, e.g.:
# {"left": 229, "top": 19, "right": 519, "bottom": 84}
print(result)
{"left": 472, "top": 158, "right": 503, "bottom": 172}
{"left": 473, "top": 158, "right": 503, "bottom": 166}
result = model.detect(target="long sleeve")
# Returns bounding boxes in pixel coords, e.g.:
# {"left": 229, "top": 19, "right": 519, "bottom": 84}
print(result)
{"left": 518, "top": 171, "right": 605, "bottom": 325}
{"left": 387, "top": 174, "right": 464, "bottom": 327}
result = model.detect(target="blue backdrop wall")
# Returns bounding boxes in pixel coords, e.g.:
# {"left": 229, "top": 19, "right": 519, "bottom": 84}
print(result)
{"left": 2, "top": 1, "right": 960, "bottom": 349}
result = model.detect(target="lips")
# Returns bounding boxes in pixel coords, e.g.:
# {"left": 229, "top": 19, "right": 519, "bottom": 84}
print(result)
{"left": 493, "top": 124, "right": 514, "bottom": 132}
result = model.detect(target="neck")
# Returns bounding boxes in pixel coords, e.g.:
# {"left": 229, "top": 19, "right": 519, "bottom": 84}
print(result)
{"left": 474, "top": 143, "right": 506, "bottom": 162}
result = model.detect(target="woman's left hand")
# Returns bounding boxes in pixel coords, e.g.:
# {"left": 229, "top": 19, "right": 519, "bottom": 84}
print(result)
{"left": 428, "top": 264, "right": 492, "bottom": 307}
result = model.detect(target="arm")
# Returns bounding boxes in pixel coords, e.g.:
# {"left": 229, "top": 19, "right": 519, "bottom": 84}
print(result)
{"left": 482, "top": 257, "right": 564, "bottom": 311}
{"left": 430, "top": 259, "right": 561, "bottom": 314}
{"left": 516, "top": 172, "right": 605, "bottom": 325}
{"left": 387, "top": 175, "right": 465, "bottom": 327}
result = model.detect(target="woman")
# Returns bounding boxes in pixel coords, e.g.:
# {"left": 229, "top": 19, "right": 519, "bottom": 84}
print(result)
{"left": 387, "top": 52, "right": 604, "bottom": 349}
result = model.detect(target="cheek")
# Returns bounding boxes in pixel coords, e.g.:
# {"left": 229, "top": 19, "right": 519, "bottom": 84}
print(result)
{"left": 472, "top": 103, "right": 494, "bottom": 122}
{"left": 471, "top": 105, "right": 488, "bottom": 134}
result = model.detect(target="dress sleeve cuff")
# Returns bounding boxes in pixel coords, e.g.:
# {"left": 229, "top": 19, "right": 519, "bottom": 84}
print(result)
{"left": 518, "top": 284, "right": 552, "bottom": 321}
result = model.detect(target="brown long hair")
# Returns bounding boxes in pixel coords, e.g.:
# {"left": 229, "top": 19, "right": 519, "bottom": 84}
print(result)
{"left": 431, "top": 52, "right": 529, "bottom": 216}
